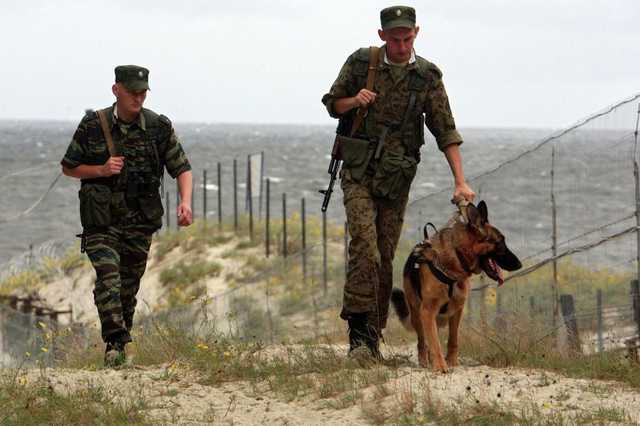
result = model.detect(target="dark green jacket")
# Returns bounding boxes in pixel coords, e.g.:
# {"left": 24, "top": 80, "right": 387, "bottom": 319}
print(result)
{"left": 61, "top": 105, "right": 191, "bottom": 231}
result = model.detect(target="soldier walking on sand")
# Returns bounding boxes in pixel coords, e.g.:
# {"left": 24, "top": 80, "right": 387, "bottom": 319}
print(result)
{"left": 321, "top": 6, "right": 475, "bottom": 359}
{"left": 61, "top": 65, "right": 193, "bottom": 367}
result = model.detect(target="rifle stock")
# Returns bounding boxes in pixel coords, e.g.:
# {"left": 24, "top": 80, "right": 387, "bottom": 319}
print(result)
{"left": 320, "top": 136, "right": 342, "bottom": 212}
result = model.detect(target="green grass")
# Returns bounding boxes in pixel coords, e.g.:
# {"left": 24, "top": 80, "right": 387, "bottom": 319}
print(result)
{"left": 49, "top": 306, "right": 638, "bottom": 425}
{"left": 453, "top": 316, "right": 640, "bottom": 389}
{"left": 153, "top": 220, "right": 234, "bottom": 260}
{"left": 0, "top": 371, "right": 151, "bottom": 425}
{"left": 159, "top": 259, "right": 222, "bottom": 307}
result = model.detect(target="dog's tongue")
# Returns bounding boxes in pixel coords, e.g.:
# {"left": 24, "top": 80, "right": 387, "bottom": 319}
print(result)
{"left": 497, "top": 264, "right": 504, "bottom": 286}
{"left": 491, "top": 259, "right": 505, "bottom": 286}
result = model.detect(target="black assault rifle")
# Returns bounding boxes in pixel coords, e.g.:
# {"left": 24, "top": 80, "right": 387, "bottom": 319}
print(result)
{"left": 319, "top": 136, "right": 341, "bottom": 212}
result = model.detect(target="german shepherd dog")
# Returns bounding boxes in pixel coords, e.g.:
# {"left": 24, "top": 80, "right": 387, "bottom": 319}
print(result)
{"left": 391, "top": 201, "right": 522, "bottom": 372}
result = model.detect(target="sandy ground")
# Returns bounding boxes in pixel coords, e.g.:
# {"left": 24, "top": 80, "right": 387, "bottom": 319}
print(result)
{"left": 20, "top": 364, "right": 365, "bottom": 425}
{"left": 11, "top": 343, "right": 640, "bottom": 425}
{"left": 9, "top": 238, "right": 640, "bottom": 424}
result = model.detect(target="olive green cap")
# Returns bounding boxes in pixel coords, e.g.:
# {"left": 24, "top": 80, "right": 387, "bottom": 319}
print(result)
{"left": 380, "top": 6, "right": 416, "bottom": 30}
{"left": 114, "top": 65, "right": 150, "bottom": 92}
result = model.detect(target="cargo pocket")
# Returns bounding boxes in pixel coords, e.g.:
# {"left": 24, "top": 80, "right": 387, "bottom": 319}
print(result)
{"left": 138, "top": 194, "right": 164, "bottom": 222}
{"left": 110, "top": 191, "right": 128, "bottom": 218}
{"left": 371, "top": 150, "right": 418, "bottom": 200}
{"left": 339, "top": 135, "right": 373, "bottom": 182}
{"left": 79, "top": 184, "right": 112, "bottom": 229}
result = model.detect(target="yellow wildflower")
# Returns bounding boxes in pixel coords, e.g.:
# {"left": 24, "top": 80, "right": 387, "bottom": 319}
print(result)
{"left": 41, "top": 347, "right": 48, "bottom": 353}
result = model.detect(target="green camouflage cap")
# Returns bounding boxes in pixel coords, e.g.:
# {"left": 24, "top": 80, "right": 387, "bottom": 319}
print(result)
{"left": 114, "top": 65, "right": 150, "bottom": 91}
{"left": 380, "top": 6, "right": 416, "bottom": 30}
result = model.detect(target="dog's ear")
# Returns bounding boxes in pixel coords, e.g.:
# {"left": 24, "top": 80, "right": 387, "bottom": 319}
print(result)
{"left": 478, "top": 201, "right": 488, "bottom": 223}
{"left": 466, "top": 203, "right": 483, "bottom": 228}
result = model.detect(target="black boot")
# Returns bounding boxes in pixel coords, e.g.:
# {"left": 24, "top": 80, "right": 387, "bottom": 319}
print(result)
{"left": 104, "top": 341, "right": 126, "bottom": 368}
{"left": 347, "top": 313, "right": 382, "bottom": 361}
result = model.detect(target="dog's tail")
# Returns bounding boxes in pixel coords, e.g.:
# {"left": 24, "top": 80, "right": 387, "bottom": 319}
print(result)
{"left": 391, "top": 288, "right": 413, "bottom": 331}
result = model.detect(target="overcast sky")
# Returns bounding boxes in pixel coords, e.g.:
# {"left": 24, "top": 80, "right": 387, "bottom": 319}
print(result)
{"left": 0, "top": 0, "right": 638, "bottom": 128}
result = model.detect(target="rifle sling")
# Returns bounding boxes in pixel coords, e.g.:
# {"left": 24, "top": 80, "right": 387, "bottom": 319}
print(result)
{"left": 96, "top": 108, "right": 124, "bottom": 189}
{"left": 349, "top": 46, "right": 380, "bottom": 137}
{"left": 97, "top": 108, "right": 118, "bottom": 157}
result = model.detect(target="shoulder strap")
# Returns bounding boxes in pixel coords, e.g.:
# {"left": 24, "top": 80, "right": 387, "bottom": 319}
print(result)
{"left": 349, "top": 46, "right": 380, "bottom": 137}
{"left": 97, "top": 108, "right": 118, "bottom": 157}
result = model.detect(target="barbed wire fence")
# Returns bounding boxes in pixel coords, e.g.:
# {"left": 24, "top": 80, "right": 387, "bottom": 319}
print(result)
{"left": 0, "top": 148, "right": 352, "bottom": 366}
{"left": 405, "top": 93, "right": 640, "bottom": 355}
{"left": 3, "top": 94, "right": 640, "bottom": 367}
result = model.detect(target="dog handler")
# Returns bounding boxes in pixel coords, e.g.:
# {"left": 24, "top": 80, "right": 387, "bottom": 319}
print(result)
{"left": 61, "top": 65, "right": 193, "bottom": 367}
{"left": 321, "top": 6, "right": 475, "bottom": 359}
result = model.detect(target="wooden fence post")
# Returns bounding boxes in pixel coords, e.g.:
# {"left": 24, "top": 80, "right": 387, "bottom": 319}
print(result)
{"left": 596, "top": 289, "right": 604, "bottom": 353}
{"left": 203, "top": 169, "right": 207, "bottom": 223}
{"left": 282, "top": 193, "right": 287, "bottom": 258}
{"left": 233, "top": 158, "right": 238, "bottom": 232}
{"left": 265, "top": 179, "right": 270, "bottom": 258}
{"left": 560, "top": 294, "right": 582, "bottom": 354}
{"left": 631, "top": 280, "right": 640, "bottom": 336}
{"left": 301, "top": 198, "right": 307, "bottom": 285}
{"left": 217, "top": 162, "right": 222, "bottom": 230}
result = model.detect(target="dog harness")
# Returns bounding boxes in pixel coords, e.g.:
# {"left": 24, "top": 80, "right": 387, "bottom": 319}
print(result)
{"left": 407, "top": 240, "right": 458, "bottom": 301}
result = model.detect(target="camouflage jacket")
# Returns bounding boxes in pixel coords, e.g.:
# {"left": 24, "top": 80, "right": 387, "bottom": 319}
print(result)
{"left": 321, "top": 46, "right": 463, "bottom": 156}
{"left": 61, "top": 105, "right": 191, "bottom": 230}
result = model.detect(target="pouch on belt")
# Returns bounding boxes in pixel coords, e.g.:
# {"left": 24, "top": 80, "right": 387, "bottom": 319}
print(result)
{"left": 78, "top": 184, "right": 112, "bottom": 229}
{"left": 371, "top": 150, "right": 418, "bottom": 200}
{"left": 338, "top": 135, "right": 373, "bottom": 182}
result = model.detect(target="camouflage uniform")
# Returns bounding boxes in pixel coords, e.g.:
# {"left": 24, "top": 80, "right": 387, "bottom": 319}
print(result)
{"left": 322, "top": 45, "right": 463, "bottom": 332}
{"left": 61, "top": 104, "right": 191, "bottom": 344}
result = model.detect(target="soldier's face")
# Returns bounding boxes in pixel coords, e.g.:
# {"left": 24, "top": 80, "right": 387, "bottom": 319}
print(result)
{"left": 112, "top": 83, "right": 147, "bottom": 117}
{"left": 378, "top": 26, "right": 420, "bottom": 64}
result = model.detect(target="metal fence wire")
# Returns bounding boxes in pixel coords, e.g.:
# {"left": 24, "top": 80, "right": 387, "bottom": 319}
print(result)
{"left": 404, "top": 95, "right": 640, "bottom": 337}
{"left": 2, "top": 94, "right": 640, "bottom": 366}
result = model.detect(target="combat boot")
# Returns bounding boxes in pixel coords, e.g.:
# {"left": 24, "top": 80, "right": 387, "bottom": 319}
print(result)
{"left": 104, "top": 341, "right": 126, "bottom": 368}
{"left": 347, "top": 313, "right": 383, "bottom": 362}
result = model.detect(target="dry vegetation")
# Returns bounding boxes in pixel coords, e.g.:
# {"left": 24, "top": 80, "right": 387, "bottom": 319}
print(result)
{"left": 2, "top": 216, "right": 640, "bottom": 424}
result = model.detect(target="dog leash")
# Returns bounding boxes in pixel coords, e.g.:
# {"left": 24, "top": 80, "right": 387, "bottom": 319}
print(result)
{"left": 453, "top": 197, "right": 470, "bottom": 223}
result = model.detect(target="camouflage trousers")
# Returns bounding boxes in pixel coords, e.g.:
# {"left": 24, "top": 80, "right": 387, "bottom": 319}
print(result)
{"left": 84, "top": 226, "right": 153, "bottom": 344}
{"left": 340, "top": 170, "right": 409, "bottom": 332}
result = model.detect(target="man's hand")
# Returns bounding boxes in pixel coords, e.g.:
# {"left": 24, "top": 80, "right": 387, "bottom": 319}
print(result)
{"left": 100, "top": 156, "right": 124, "bottom": 177}
{"left": 177, "top": 202, "right": 193, "bottom": 227}
{"left": 333, "top": 89, "right": 378, "bottom": 115}
{"left": 353, "top": 89, "right": 377, "bottom": 108}
{"left": 452, "top": 181, "right": 476, "bottom": 204}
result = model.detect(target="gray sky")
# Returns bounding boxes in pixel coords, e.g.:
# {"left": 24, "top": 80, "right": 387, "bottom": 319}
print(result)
{"left": 0, "top": 0, "right": 638, "bottom": 128}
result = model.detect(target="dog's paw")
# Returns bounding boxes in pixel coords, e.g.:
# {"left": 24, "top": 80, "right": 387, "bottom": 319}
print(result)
{"left": 432, "top": 362, "right": 449, "bottom": 374}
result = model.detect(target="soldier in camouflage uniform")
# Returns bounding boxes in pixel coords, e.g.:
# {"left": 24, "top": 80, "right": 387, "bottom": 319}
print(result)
{"left": 61, "top": 65, "right": 193, "bottom": 367}
{"left": 322, "top": 6, "right": 475, "bottom": 359}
